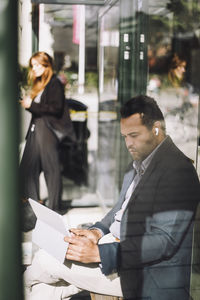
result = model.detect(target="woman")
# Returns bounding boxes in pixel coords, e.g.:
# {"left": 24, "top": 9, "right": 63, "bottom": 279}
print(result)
{"left": 20, "top": 51, "right": 75, "bottom": 211}
{"left": 168, "top": 53, "right": 187, "bottom": 88}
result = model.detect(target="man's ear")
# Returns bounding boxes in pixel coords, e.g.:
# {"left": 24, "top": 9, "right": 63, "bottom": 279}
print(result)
{"left": 153, "top": 121, "right": 161, "bottom": 136}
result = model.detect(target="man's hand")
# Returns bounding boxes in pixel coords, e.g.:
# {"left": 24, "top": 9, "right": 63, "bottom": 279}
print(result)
{"left": 64, "top": 234, "right": 101, "bottom": 263}
{"left": 69, "top": 228, "right": 102, "bottom": 244}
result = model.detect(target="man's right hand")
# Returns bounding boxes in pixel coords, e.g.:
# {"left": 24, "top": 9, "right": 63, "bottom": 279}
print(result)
{"left": 69, "top": 228, "right": 102, "bottom": 244}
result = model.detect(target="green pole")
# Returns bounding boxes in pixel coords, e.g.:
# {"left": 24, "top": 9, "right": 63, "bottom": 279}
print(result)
{"left": 117, "top": 0, "right": 148, "bottom": 187}
{"left": 32, "top": 4, "right": 39, "bottom": 53}
{"left": 0, "top": 1, "right": 23, "bottom": 300}
{"left": 118, "top": 0, "right": 148, "bottom": 105}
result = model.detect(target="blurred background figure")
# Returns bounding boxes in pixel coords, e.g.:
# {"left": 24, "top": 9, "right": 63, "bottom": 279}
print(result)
{"left": 167, "top": 53, "right": 190, "bottom": 113}
{"left": 166, "top": 53, "right": 197, "bottom": 119}
{"left": 147, "top": 50, "right": 199, "bottom": 163}
{"left": 19, "top": 51, "right": 75, "bottom": 220}
{"left": 168, "top": 53, "right": 186, "bottom": 88}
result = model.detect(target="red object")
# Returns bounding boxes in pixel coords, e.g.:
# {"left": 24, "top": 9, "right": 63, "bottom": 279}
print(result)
{"left": 73, "top": 5, "right": 80, "bottom": 45}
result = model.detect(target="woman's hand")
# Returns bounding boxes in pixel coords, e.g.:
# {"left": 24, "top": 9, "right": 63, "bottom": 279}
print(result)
{"left": 19, "top": 96, "right": 32, "bottom": 108}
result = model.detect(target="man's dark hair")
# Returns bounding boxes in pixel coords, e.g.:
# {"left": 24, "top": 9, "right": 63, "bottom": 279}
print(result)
{"left": 120, "top": 95, "right": 165, "bottom": 131}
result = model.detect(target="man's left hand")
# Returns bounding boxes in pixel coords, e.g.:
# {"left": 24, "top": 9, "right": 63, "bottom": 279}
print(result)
{"left": 64, "top": 235, "right": 101, "bottom": 263}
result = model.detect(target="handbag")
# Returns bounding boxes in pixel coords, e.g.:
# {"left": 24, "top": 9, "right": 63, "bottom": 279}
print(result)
{"left": 21, "top": 201, "right": 37, "bottom": 232}
{"left": 46, "top": 101, "right": 77, "bottom": 144}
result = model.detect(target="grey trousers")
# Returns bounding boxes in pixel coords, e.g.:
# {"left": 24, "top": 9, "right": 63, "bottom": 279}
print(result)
{"left": 20, "top": 118, "right": 62, "bottom": 210}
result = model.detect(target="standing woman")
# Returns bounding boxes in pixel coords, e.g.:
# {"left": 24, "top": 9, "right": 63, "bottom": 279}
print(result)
{"left": 20, "top": 51, "right": 74, "bottom": 211}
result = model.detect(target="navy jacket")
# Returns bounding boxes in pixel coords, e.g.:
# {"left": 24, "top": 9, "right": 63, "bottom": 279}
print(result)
{"left": 93, "top": 136, "right": 200, "bottom": 300}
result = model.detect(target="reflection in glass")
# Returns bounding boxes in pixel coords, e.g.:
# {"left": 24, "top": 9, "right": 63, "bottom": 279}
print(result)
{"left": 98, "top": 3, "right": 120, "bottom": 204}
{"left": 147, "top": 1, "right": 200, "bottom": 164}
{"left": 37, "top": 4, "right": 100, "bottom": 204}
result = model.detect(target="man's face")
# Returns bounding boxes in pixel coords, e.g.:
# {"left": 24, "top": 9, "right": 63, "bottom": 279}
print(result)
{"left": 120, "top": 113, "right": 158, "bottom": 161}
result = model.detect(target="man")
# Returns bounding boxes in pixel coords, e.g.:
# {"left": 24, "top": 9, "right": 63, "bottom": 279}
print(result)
{"left": 24, "top": 95, "right": 200, "bottom": 300}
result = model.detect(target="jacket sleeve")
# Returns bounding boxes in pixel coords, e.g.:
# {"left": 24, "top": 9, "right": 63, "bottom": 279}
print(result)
{"left": 98, "top": 242, "right": 120, "bottom": 275}
{"left": 27, "top": 77, "right": 65, "bottom": 117}
{"left": 119, "top": 160, "right": 200, "bottom": 271}
{"left": 89, "top": 208, "right": 121, "bottom": 275}
{"left": 90, "top": 220, "right": 120, "bottom": 275}
{"left": 89, "top": 213, "right": 119, "bottom": 275}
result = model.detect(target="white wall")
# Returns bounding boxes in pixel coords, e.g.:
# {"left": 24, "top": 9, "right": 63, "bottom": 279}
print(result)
{"left": 39, "top": 4, "right": 54, "bottom": 56}
{"left": 18, "top": 0, "right": 32, "bottom": 66}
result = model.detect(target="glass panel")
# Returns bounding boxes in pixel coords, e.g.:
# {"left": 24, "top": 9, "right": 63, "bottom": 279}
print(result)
{"left": 99, "top": 5, "right": 120, "bottom": 103}
{"left": 35, "top": 4, "right": 100, "bottom": 206}
{"left": 98, "top": 3, "right": 120, "bottom": 205}
{"left": 146, "top": 5, "right": 200, "bottom": 296}
{"left": 147, "top": 0, "right": 200, "bottom": 165}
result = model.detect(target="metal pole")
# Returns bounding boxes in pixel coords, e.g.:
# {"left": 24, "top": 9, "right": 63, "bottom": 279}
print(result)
{"left": 0, "top": 1, "right": 23, "bottom": 300}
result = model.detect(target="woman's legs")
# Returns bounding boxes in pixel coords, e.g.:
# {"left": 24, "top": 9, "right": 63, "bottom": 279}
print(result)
{"left": 20, "top": 130, "right": 41, "bottom": 201}
{"left": 36, "top": 119, "right": 62, "bottom": 210}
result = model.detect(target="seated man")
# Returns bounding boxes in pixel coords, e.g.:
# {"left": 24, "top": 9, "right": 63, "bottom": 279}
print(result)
{"left": 24, "top": 95, "right": 200, "bottom": 300}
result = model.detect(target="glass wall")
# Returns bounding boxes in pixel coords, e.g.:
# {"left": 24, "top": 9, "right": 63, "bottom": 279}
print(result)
{"left": 38, "top": 4, "right": 99, "bottom": 95}
{"left": 19, "top": 1, "right": 200, "bottom": 296}
{"left": 147, "top": 0, "right": 200, "bottom": 166}
{"left": 97, "top": 2, "right": 120, "bottom": 205}
{"left": 98, "top": 0, "right": 200, "bottom": 202}
{"left": 23, "top": 3, "right": 101, "bottom": 205}
{"left": 19, "top": 0, "right": 200, "bottom": 209}
{"left": 98, "top": 3, "right": 200, "bottom": 297}
{"left": 98, "top": 3, "right": 119, "bottom": 102}
{"left": 145, "top": 6, "right": 200, "bottom": 296}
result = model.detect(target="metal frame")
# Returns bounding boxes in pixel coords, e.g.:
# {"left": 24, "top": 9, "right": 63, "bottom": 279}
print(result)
{"left": 31, "top": 0, "right": 107, "bottom": 5}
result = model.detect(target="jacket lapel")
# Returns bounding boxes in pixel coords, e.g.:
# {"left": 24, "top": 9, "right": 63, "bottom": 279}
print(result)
{"left": 118, "top": 165, "right": 135, "bottom": 207}
{"left": 127, "top": 136, "right": 173, "bottom": 203}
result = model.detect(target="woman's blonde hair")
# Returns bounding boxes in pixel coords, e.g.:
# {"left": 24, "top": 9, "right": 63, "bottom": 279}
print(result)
{"left": 28, "top": 51, "right": 54, "bottom": 99}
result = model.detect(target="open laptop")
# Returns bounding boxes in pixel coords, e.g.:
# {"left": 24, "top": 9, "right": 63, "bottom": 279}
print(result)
{"left": 29, "top": 198, "right": 70, "bottom": 263}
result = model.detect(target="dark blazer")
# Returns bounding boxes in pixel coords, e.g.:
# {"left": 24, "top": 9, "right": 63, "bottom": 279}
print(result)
{"left": 94, "top": 136, "right": 200, "bottom": 300}
{"left": 27, "top": 74, "right": 75, "bottom": 142}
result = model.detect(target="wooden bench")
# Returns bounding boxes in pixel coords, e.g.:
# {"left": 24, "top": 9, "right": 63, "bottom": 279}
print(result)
{"left": 90, "top": 293, "right": 123, "bottom": 300}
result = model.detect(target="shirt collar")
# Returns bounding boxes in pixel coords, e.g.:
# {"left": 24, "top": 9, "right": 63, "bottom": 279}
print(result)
{"left": 133, "top": 136, "right": 167, "bottom": 175}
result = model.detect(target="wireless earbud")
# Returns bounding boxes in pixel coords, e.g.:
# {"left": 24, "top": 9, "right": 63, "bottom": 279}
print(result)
{"left": 155, "top": 128, "right": 159, "bottom": 136}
